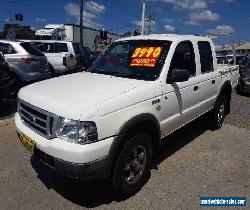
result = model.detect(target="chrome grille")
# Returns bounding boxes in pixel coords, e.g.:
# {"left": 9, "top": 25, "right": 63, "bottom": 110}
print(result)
{"left": 18, "top": 100, "right": 58, "bottom": 139}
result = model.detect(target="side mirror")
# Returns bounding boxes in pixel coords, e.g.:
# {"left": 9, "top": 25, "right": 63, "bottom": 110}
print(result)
{"left": 167, "top": 68, "right": 190, "bottom": 84}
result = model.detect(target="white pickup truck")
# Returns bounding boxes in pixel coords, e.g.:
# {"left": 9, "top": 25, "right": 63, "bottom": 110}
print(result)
{"left": 15, "top": 34, "right": 239, "bottom": 195}
{"left": 28, "top": 40, "right": 84, "bottom": 75}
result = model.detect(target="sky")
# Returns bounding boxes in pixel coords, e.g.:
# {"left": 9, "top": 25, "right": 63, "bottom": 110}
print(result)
{"left": 0, "top": 0, "right": 249, "bottom": 45}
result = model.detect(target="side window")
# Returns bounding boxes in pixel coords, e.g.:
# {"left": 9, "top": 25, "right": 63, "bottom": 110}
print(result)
{"left": 0, "top": 43, "right": 16, "bottom": 54}
{"left": 198, "top": 41, "right": 214, "bottom": 73}
{"left": 55, "top": 43, "right": 68, "bottom": 53}
{"left": 168, "top": 41, "right": 196, "bottom": 77}
{"left": 34, "top": 43, "right": 58, "bottom": 53}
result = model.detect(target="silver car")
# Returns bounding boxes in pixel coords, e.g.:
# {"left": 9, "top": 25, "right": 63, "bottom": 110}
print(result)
{"left": 0, "top": 40, "right": 50, "bottom": 87}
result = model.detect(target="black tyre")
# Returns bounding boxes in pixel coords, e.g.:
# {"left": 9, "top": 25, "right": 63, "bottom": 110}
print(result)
{"left": 9, "top": 75, "right": 22, "bottom": 98}
{"left": 112, "top": 133, "right": 152, "bottom": 195}
{"left": 236, "top": 80, "right": 244, "bottom": 94}
{"left": 49, "top": 63, "right": 56, "bottom": 78}
{"left": 209, "top": 96, "right": 227, "bottom": 130}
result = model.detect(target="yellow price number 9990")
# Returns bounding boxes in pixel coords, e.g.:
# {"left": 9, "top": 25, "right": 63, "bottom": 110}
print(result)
{"left": 131, "top": 47, "right": 142, "bottom": 58}
{"left": 152, "top": 47, "right": 162, "bottom": 58}
{"left": 131, "top": 47, "right": 162, "bottom": 59}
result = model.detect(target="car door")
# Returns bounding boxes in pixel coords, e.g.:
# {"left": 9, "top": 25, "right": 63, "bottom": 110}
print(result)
{"left": 160, "top": 41, "right": 202, "bottom": 137}
{"left": 196, "top": 41, "right": 219, "bottom": 113}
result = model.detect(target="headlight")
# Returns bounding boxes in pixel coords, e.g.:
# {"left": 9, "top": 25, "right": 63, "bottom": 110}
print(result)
{"left": 56, "top": 117, "right": 98, "bottom": 145}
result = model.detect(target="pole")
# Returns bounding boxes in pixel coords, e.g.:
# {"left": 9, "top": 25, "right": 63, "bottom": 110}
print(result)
{"left": 141, "top": 1, "right": 145, "bottom": 35}
{"left": 80, "top": 0, "right": 84, "bottom": 47}
{"left": 145, "top": 15, "right": 154, "bottom": 34}
{"left": 231, "top": 33, "right": 236, "bottom": 65}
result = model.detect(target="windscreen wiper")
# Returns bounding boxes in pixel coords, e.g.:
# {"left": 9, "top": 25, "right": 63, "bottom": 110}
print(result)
{"left": 126, "top": 73, "right": 155, "bottom": 81}
{"left": 91, "top": 69, "right": 128, "bottom": 77}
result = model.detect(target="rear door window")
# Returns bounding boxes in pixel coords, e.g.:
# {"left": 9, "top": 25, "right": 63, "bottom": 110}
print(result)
{"left": 20, "top": 42, "right": 44, "bottom": 56}
{"left": 55, "top": 43, "right": 68, "bottom": 53}
{"left": 198, "top": 41, "right": 214, "bottom": 73}
{"left": 33, "top": 42, "right": 56, "bottom": 53}
{"left": 0, "top": 43, "right": 16, "bottom": 54}
{"left": 32, "top": 42, "right": 68, "bottom": 53}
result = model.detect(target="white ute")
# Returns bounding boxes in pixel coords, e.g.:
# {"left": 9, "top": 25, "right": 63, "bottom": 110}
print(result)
{"left": 15, "top": 34, "right": 239, "bottom": 195}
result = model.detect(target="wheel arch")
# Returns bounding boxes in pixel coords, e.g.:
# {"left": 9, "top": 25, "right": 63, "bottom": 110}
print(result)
{"left": 100, "top": 113, "right": 161, "bottom": 179}
{"left": 217, "top": 80, "right": 232, "bottom": 114}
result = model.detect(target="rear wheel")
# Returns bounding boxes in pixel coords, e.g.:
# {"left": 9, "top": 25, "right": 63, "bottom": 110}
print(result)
{"left": 112, "top": 133, "right": 152, "bottom": 196}
{"left": 48, "top": 63, "right": 57, "bottom": 78}
{"left": 208, "top": 96, "right": 227, "bottom": 130}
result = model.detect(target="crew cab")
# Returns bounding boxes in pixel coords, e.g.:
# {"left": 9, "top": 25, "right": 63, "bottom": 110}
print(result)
{"left": 15, "top": 34, "right": 239, "bottom": 195}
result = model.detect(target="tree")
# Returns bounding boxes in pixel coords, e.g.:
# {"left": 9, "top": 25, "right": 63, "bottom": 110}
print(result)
{"left": 0, "top": 24, "right": 36, "bottom": 39}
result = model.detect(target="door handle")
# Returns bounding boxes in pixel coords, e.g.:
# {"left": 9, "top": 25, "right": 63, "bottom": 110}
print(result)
{"left": 212, "top": 80, "right": 215, "bottom": 85}
{"left": 194, "top": 86, "right": 199, "bottom": 91}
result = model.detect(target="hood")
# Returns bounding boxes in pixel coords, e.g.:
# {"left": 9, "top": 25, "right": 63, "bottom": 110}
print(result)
{"left": 18, "top": 72, "right": 154, "bottom": 120}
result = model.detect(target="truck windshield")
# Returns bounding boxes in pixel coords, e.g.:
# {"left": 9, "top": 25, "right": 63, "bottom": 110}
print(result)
{"left": 89, "top": 40, "right": 172, "bottom": 80}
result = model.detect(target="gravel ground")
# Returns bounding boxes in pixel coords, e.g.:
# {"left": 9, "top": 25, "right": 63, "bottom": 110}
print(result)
{"left": 225, "top": 92, "right": 250, "bottom": 130}
{"left": 0, "top": 92, "right": 249, "bottom": 210}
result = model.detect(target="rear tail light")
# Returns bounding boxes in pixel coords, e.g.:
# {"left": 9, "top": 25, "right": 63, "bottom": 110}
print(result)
{"left": 22, "top": 57, "right": 39, "bottom": 64}
{"left": 63, "top": 56, "right": 67, "bottom": 66}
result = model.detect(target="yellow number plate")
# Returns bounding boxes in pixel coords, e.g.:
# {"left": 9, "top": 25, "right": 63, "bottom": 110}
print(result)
{"left": 19, "top": 132, "right": 36, "bottom": 154}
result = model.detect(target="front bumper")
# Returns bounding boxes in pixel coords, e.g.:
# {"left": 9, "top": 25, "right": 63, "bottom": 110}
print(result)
{"left": 15, "top": 113, "right": 114, "bottom": 178}
{"left": 32, "top": 146, "right": 108, "bottom": 179}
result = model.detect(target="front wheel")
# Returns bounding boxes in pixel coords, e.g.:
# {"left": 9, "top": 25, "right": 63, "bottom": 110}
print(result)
{"left": 48, "top": 63, "right": 57, "bottom": 78}
{"left": 208, "top": 97, "right": 227, "bottom": 130}
{"left": 112, "top": 133, "right": 152, "bottom": 196}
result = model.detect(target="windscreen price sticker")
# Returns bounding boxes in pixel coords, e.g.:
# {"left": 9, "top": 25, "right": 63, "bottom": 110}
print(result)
{"left": 130, "top": 47, "right": 163, "bottom": 67}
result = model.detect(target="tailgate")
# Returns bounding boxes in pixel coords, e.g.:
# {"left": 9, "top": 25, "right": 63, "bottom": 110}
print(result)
{"left": 65, "top": 53, "right": 76, "bottom": 69}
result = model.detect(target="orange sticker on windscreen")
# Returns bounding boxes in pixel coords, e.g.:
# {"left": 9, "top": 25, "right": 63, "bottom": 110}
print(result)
{"left": 130, "top": 47, "right": 163, "bottom": 67}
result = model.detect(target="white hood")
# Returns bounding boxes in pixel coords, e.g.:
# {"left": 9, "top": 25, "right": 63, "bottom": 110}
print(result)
{"left": 18, "top": 72, "right": 154, "bottom": 120}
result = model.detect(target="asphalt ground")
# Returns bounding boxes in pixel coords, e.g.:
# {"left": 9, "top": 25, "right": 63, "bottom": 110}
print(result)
{"left": 0, "top": 91, "right": 249, "bottom": 210}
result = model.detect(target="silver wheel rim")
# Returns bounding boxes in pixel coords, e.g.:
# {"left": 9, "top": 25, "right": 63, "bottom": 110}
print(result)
{"left": 124, "top": 145, "right": 146, "bottom": 185}
{"left": 217, "top": 103, "right": 225, "bottom": 123}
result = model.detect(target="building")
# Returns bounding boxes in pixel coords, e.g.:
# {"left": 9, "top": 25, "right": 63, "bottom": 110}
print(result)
{"left": 35, "top": 24, "right": 121, "bottom": 52}
{"left": 216, "top": 42, "right": 250, "bottom": 55}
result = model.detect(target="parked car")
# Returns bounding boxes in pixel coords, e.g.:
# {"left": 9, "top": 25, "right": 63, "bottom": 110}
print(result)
{"left": 81, "top": 46, "right": 97, "bottom": 68}
{"left": 226, "top": 54, "right": 247, "bottom": 67}
{"left": 15, "top": 34, "right": 239, "bottom": 195}
{"left": 216, "top": 54, "right": 228, "bottom": 64}
{"left": 27, "top": 40, "right": 87, "bottom": 75}
{"left": 0, "top": 40, "right": 50, "bottom": 92}
{"left": 237, "top": 67, "right": 250, "bottom": 94}
{"left": 0, "top": 52, "right": 15, "bottom": 99}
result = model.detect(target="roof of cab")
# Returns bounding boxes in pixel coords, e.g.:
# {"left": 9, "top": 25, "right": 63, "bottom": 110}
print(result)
{"left": 116, "top": 34, "right": 212, "bottom": 43}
